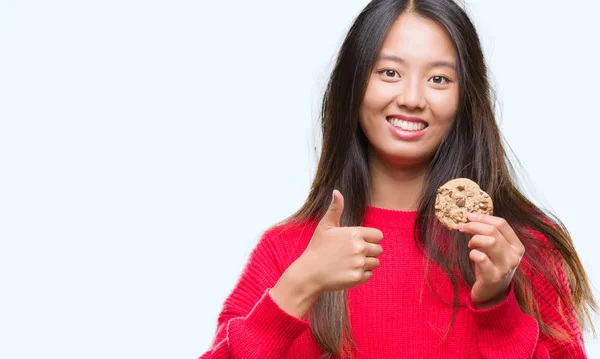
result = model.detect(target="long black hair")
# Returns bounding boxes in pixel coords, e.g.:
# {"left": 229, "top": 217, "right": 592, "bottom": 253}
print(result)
{"left": 283, "top": 0, "right": 597, "bottom": 357}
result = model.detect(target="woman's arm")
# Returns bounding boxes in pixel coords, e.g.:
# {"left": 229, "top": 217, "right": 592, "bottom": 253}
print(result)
{"left": 198, "top": 228, "right": 311, "bottom": 359}
{"left": 467, "top": 233, "right": 586, "bottom": 358}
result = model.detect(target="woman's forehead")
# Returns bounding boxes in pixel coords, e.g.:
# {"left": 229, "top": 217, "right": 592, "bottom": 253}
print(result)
{"left": 379, "top": 13, "right": 457, "bottom": 65}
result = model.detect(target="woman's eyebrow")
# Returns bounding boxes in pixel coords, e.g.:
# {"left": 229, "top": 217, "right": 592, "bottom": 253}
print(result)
{"left": 378, "top": 53, "right": 456, "bottom": 71}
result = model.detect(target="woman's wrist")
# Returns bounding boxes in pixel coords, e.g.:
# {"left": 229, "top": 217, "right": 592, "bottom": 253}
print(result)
{"left": 270, "top": 261, "right": 321, "bottom": 318}
{"left": 472, "top": 287, "right": 510, "bottom": 310}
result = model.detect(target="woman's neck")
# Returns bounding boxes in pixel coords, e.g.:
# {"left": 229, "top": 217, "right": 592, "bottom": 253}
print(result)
{"left": 367, "top": 149, "right": 429, "bottom": 212}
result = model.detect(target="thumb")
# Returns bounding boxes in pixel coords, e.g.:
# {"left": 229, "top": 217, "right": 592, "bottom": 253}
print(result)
{"left": 319, "top": 189, "right": 344, "bottom": 228}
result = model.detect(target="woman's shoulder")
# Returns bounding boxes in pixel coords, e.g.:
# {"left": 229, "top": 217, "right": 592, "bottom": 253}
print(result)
{"left": 520, "top": 211, "right": 563, "bottom": 253}
{"left": 254, "top": 216, "right": 319, "bottom": 267}
{"left": 261, "top": 217, "right": 319, "bottom": 247}
{"left": 517, "top": 213, "right": 568, "bottom": 280}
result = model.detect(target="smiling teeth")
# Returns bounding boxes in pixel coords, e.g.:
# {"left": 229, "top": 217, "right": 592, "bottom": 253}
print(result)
{"left": 387, "top": 118, "right": 426, "bottom": 131}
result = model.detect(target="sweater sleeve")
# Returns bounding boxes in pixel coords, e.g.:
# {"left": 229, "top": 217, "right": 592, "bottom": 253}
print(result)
{"left": 466, "top": 234, "right": 587, "bottom": 358}
{"left": 199, "top": 227, "right": 310, "bottom": 359}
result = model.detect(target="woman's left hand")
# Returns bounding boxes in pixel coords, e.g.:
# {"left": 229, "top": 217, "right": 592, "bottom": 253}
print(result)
{"left": 458, "top": 213, "right": 526, "bottom": 309}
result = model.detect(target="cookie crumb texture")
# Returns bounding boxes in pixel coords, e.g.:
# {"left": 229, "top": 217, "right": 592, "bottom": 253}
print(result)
{"left": 435, "top": 178, "right": 493, "bottom": 230}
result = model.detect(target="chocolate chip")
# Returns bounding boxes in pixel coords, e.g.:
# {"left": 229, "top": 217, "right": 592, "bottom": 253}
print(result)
{"left": 457, "top": 186, "right": 465, "bottom": 191}
{"left": 456, "top": 199, "right": 465, "bottom": 207}
{"left": 479, "top": 203, "right": 488, "bottom": 209}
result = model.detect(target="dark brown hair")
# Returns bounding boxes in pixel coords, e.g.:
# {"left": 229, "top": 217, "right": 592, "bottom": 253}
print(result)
{"left": 283, "top": 0, "right": 597, "bottom": 357}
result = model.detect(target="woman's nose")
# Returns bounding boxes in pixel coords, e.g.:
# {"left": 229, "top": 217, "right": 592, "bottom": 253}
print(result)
{"left": 395, "top": 79, "right": 426, "bottom": 110}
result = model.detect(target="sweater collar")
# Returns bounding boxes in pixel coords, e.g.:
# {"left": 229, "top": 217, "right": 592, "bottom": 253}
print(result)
{"left": 364, "top": 205, "right": 418, "bottom": 228}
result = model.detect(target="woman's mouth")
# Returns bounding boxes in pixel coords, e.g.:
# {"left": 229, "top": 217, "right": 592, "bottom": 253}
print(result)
{"left": 386, "top": 117, "right": 428, "bottom": 131}
{"left": 386, "top": 116, "right": 428, "bottom": 140}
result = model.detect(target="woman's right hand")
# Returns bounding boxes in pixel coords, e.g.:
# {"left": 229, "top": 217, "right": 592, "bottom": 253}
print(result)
{"left": 270, "top": 189, "right": 384, "bottom": 317}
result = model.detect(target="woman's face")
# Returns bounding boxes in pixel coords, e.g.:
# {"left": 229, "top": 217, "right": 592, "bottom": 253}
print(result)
{"left": 359, "top": 12, "right": 460, "bottom": 168}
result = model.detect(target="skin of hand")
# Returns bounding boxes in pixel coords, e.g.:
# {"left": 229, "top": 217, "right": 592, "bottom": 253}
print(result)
{"left": 270, "top": 190, "right": 384, "bottom": 318}
{"left": 458, "top": 213, "right": 526, "bottom": 309}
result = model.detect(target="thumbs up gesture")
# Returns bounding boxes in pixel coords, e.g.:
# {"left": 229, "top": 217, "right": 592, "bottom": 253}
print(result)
{"left": 271, "top": 190, "right": 383, "bottom": 318}
{"left": 302, "top": 190, "right": 384, "bottom": 292}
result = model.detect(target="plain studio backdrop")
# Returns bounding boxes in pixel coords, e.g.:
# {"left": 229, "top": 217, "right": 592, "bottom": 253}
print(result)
{"left": 1, "top": 0, "right": 599, "bottom": 358}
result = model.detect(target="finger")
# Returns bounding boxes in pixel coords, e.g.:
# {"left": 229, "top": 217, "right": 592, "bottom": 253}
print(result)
{"left": 319, "top": 189, "right": 344, "bottom": 228}
{"left": 364, "top": 243, "right": 383, "bottom": 257}
{"left": 467, "top": 213, "right": 523, "bottom": 251}
{"left": 358, "top": 270, "right": 373, "bottom": 284}
{"left": 467, "top": 235, "right": 505, "bottom": 264}
{"left": 469, "top": 249, "right": 496, "bottom": 280}
{"left": 346, "top": 226, "right": 384, "bottom": 243}
{"left": 363, "top": 257, "right": 380, "bottom": 271}
{"left": 459, "top": 221, "right": 502, "bottom": 240}
{"left": 460, "top": 222, "right": 511, "bottom": 264}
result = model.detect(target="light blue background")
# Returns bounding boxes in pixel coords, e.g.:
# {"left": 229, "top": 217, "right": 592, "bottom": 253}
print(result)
{"left": 1, "top": 1, "right": 598, "bottom": 358}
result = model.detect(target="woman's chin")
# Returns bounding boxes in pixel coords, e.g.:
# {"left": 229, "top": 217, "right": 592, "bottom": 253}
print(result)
{"left": 373, "top": 146, "right": 432, "bottom": 168}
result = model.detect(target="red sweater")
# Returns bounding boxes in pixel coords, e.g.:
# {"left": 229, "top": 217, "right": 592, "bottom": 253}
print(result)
{"left": 200, "top": 206, "right": 586, "bottom": 358}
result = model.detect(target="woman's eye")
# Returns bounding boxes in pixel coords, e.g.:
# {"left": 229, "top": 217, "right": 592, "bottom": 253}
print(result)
{"left": 430, "top": 75, "right": 451, "bottom": 84}
{"left": 378, "top": 69, "right": 399, "bottom": 79}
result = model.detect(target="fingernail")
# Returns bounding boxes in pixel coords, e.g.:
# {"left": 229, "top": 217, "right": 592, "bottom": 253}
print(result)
{"left": 468, "top": 212, "right": 478, "bottom": 220}
{"left": 331, "top": 190, "right": 335, "bottom": 204}
{"left": 457, "top": 223, "right": 465, "bottom": 230}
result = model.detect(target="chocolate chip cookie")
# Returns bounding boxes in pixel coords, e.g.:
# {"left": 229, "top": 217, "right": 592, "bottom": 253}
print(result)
{"left": 434, "top": 178, "right": 493, "bottom": 230}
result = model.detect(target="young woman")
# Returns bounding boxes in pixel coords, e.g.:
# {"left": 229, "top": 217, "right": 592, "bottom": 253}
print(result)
{"left": 200, "top": 0, "right": 597, "bottom": 358}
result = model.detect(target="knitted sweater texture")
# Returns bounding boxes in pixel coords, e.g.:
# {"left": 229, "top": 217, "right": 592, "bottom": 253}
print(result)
{"left": 200, "top": 206, "right": 586, "bottom": 358}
